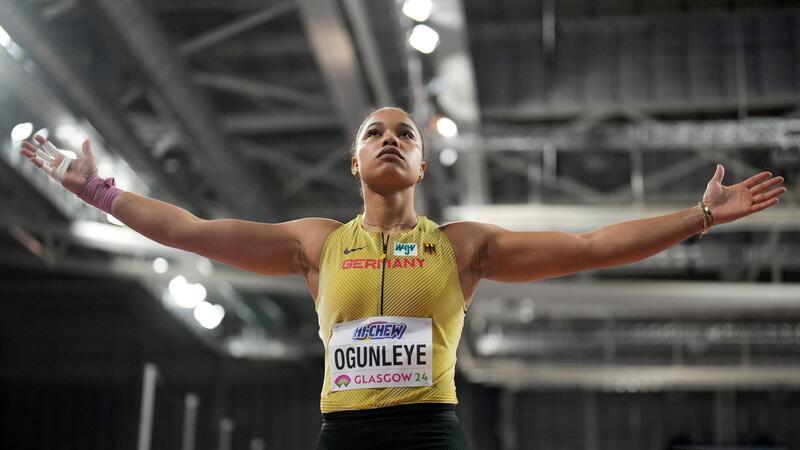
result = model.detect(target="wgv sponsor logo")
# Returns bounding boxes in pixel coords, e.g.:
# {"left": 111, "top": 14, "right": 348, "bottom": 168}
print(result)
{"left": 394, "top": 242, "right": 417, "bottom": 256}
{"left": 352, "top": 321, "right": 407, "bottom": 341}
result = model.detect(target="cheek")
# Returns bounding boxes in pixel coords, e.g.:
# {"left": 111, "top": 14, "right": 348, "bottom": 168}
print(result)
{"left": 408, "top": 146, "right": 424, "bottom": 163}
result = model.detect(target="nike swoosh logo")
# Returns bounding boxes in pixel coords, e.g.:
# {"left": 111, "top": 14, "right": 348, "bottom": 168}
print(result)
{"left": 343, "top": 246, "right": 365, "bottom": 255}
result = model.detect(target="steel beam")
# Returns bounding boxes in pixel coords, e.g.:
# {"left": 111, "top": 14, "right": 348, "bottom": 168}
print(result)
{"left": 235, "top": 140, "right": 354, "bottom": 194}
{"left": 203, "top": 33, "right": 311, "bottom": 60}
{"left": 458, "top": 360, "right": 800, "bottom": 390}
{"left": 483, "top": 98, "right": 799, "bottom": 123}
{"left": 294, "top": 0, "right": 370, "bottom": 132}
{"left": 90, "top": 0, "right": 270, "bottom": 219}
{"left": 449, "top": 118, "right": 800, "bottom": 152}
{"left": 430, "top": 0, "right": 488, "bottom": 206}
{"left": 191, "top": 71, "right": 329, "bottom": 109}
{"left": 489, "top": 153, "right": 610, "bottom": 203}
{"left": 341, "top": 0, "right": 393, "bottom": 106}
{"left": 179, "top": 2, "right": 294, "bottom": 56}
{"left": 0, "top": 1, "right": 187, "bottom": 202}
{"left": 445, "top": 203, "right": 800, "bottom": 233}
{"left": 280, "top": 150, "right": 350, "bottom": 198}
{"left": 222, "top": 112, "right": 339, "bottom": 134}
{"left": 472, "top": 279, "right": 800, "bottom": 319}
{"left": 608, "top": 156, "right": 709, "bottom": 201}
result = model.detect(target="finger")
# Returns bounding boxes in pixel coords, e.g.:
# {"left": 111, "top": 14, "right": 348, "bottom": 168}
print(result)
{"left": 712, "top": 164, "right": 725, "bottom": 183}
{"left": 38, "top": 140, "right": 60, "bottom": 158}
{"left": 21, "top": 145, "right": 56, "bottom": 171}
{"left": 81, "top": 138, "right": 93, "bottom": 159}
{"left": 752, "top": 186, "right": 787, "bottom": 203}
{"left": 25, "top": 154, "right": 44, "bottom": 169}
{"left": 751, "top": 197, "right": 779, "bottom": 213}
{"left": 28, "top": 137, "right": 58, "bottom": 160}
{"left": 36, "top": 148, "right": 54, "bottom": 164}
{"left": 744, "top": 171, "right": 772, "bottom": 189}
{"left": 21, "top": 140, "right": 38, "bottom": 152}
{"left": 750, "top": 176, "right": 784, "bottom": 194}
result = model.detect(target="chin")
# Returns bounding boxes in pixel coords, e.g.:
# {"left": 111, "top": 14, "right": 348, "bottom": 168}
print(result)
{"left": 363, "top": 173, "right": 417, "bottom": 193}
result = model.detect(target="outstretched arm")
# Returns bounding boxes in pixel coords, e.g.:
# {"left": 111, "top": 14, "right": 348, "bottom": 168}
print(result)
{"left": 111, "top": 193, "right": 337, "bottom": 276}
{"left": 455, "top": 164, "right": 787, "bottom": 283}
{"left": 20, "top": 135, "right": 339, "bottom": 276}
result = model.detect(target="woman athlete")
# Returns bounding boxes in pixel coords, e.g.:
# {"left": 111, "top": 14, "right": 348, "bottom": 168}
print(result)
{"left": 21, "top": 107, "right": 787, "bottom": 449}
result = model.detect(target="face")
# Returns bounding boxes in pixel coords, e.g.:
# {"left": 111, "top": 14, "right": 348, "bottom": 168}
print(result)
{"left": 352, "top": 108, "right": 426, "bottom": 192}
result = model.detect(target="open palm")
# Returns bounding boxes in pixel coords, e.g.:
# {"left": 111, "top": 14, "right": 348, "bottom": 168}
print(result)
{"left": 20, "top": 135, "right": 97, "bottom": 194}
{"left": 702, "top": 164, "right": 786, "bottom": 226}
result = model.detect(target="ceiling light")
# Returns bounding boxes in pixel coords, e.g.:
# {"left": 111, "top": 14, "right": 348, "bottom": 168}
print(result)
{"left": 0, "top": 26, "right": 11, "bottom": 48}
{"left": 439, "top": 147, "right": 458, "bottom": 166}
{"left": 196, "top": 258, "right": 214, "bottom": 276}
{"left": 152, "top": 257, "right": 169, "bottom": 274}
{"left": 169, "top": 275, "right": 187, "bottom": 295}
{"left": 435, "top": 116, "right": 458, "bottom": 138}
{"left": 193, "top": 301, "right": 225, "bottom": 329}
{"left": 10, "top": 122, "right": 33, "bottom": 141}
{"left": 409, "top": 24, "right": 439, "bottom": 54}
{"left": 169, "top": 275, "right": 207, "bottom": 308}
{"left": 401, "top": 0, "right": 432, "bottom": 22}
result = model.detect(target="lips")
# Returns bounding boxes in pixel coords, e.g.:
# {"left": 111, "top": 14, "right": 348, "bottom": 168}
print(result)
{"left": 377, "top": 146, "right": 404, "bottom": 160}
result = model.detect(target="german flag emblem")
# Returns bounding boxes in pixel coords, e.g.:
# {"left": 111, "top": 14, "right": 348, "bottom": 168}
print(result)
{"left": 423, "top": 243, "right": 437, "bottom": 255}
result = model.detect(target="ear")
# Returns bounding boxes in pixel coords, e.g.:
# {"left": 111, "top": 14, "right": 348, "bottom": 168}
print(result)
{"left": 417, "top": 160, "right": 427, "bottom": 183}
{"left": 351, "top": 156, "right": 360, "bottom": 178}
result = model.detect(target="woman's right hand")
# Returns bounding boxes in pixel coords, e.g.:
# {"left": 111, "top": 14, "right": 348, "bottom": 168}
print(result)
{"left": 20, "top": 135, "right": 98, "bottom": 195}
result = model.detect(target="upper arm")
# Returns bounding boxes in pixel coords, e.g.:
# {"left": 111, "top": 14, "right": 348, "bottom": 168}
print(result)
{"left": 177, "top": 217, "right": 341, "bottom": 276}
{"left": 448, "top": 222, "right": 597, "bottom": 283}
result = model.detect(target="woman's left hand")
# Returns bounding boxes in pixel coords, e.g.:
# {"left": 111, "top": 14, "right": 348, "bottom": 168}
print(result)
{"left": 702, "top": 164, "right": 787, "bottom": 226}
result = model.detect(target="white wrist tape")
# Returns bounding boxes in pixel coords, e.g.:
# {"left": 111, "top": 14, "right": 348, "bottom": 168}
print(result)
{"left": 36, "top": 141, "right": 74, "bottom": 183}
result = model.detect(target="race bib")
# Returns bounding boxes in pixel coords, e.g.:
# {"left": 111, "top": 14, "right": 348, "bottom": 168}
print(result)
{"left": 328, "top": 316, "right": 433, "bottom": 392}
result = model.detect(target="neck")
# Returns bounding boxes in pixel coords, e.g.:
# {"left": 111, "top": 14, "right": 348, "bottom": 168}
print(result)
{"left": 361, "top": 185, "right": 418, "bottom": 233}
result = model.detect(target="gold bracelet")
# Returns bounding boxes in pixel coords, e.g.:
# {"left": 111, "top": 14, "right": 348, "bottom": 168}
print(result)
{"left": 697, "top": 201, "right": 713, "bottom": 239}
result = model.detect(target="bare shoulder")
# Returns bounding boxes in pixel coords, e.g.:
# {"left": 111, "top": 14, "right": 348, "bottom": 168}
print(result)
{"left": 296, "top": 217, "right": 343, "bottom": 273}
{"left": 440, "top": 220, "right": 502, "bottom": 244}
{"left": 289, "top": 217, "right": 343, "bottom": 235}
{"left": 439, "top": 221, "right": 502, "bottom": 271}
{"left": 289, "top": 217, "right": 343, "bottom": 269}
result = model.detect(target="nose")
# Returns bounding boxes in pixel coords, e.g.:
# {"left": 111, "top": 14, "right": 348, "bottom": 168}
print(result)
{"left": 382, "top": 132, "right": 399, "bottom": 147}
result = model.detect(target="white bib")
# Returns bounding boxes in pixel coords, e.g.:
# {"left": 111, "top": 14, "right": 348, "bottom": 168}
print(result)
{"left": 328, "top": 316, "right": 433, "bottom": 392}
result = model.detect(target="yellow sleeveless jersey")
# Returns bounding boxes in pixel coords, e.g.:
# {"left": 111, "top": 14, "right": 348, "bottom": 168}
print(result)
{"left": 315, "top": 214, "right": 467, "bottom": 413}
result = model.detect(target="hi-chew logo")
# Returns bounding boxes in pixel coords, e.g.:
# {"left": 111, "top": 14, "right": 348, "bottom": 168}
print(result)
{"left": 394, "top": 242, "right": 417, "bottom": 256}
{"left": 352, "top": 321, "right": 408, "bottom": 340}
{"left": 334, "top": 374, "right": 351, "bottom": 387}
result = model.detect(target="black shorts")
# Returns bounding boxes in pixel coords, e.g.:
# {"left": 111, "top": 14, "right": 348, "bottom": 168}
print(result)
{"left": 316, "top": 403, "right": 471, "bottom": 450}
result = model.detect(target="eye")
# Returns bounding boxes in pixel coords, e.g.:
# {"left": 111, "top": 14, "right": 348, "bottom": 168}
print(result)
{"left": 366, "top": 129, "right": 380, "bottom": 137}
{"left": 400, "top": 130, "right": 415, "bottom": 139}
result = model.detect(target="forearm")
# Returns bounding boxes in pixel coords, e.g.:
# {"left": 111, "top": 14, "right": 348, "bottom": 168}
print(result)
{"left": 583, "top": 206, "right": 705, "bottom": 268}
{"left": 111, "top": 191, "right": 201, "bottom": 249}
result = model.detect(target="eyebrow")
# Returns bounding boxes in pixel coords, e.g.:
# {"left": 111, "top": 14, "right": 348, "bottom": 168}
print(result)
{"left": 363, "top": 121, "right": 417, "bottom": 132}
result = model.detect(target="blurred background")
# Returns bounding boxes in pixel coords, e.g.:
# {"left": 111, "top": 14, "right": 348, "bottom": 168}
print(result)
{"left": 1, "top": 0, "right": 799, "bottom": 448}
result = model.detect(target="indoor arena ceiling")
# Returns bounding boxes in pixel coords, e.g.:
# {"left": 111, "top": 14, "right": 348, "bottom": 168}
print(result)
{"left": 0, "top": 0, "right": 798, "bottom": 377}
